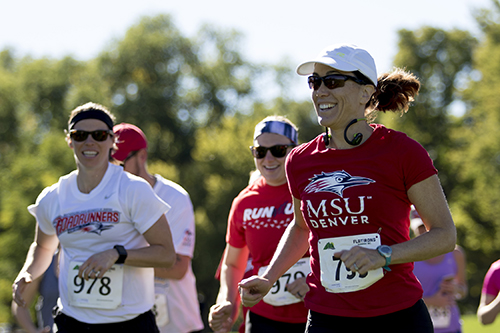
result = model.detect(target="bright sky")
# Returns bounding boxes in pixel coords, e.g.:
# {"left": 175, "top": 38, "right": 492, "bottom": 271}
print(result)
{"left": 0, "top": 0, "right": 492, "bottom": 101}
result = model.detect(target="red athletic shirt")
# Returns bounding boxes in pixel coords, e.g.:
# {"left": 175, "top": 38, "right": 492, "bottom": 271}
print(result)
{"left": 286, "top": 124, "right": 437, "bottom": 317}
{"left": 227, "top": 176, "right": 309, "bottom": 323}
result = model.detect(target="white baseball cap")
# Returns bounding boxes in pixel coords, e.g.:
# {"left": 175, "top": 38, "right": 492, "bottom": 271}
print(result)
{"left": 296, "top": 44, "right": 378, "bottom": 87}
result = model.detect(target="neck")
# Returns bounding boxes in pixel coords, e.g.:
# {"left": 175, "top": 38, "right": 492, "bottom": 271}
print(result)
{"left": 143, "top": 172, "right": 157, "bottom": 188}
{"left": 76, "top": 163, "right": 109, "bottom": 193}
{"left": 137, "top": 166, "right": 156, "bottom": 188}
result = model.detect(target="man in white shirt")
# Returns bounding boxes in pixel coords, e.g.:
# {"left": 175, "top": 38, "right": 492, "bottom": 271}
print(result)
{"left": 112, "top": 123, "right": 204, "bottom": 333}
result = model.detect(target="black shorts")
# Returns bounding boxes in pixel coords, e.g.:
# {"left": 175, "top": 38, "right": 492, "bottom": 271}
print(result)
{"left": 53, "top": 309, "right": 159, "bottom": 333}
{"left": 305, "top": 299, "right": 433, "bottom": 333}
{"left": 245, "top": 310, "right": 307, "bottom": 333}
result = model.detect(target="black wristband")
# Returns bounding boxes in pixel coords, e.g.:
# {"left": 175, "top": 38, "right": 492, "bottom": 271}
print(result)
{"left": 114, "top": 245, "right": 127, "bottom": 264}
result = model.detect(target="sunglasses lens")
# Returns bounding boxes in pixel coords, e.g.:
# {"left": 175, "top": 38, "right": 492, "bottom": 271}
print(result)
{"left": 269, "top": 145, "right": 288, "bottom": 158}
{"left": 308, "top": 75, "right": 348, "bottom": 90}
{"left": 91, "top": 130, "right": 109, "bottom": 141}
{"left": 71, "top": 131, "right": 89, "bottom": 142}
{"left": 254, "top": 146, "right": 267, "bottom": 159}
{"left": 252, "top": 145, "right": 292, "bottom": 159}
{"left": 70, "top": 130, "right": 110, "bottom": 142}
{"left": 308, "top": 76, "right": 321, "bottom": 90}
{"left": 323, "top": 76, "right": 345, "bottom": 89}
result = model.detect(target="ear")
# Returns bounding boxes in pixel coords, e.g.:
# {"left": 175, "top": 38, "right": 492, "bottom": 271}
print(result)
{"left": 360, "top": 85, "right": 376, "bottom": 105}
{"left": 65, "top": 135, "right": 73, "bottom": 149}
{"left": 138, "top": 149, "right": 148, "bottom": 164}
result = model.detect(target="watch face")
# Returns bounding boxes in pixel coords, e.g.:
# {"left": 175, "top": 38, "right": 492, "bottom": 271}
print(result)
{"left": 379, "top": 245, "right": 392, "bottom": 256}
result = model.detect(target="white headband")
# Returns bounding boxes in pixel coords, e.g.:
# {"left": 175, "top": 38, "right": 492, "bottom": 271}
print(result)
{"left": 253, "top": 120, "right": 298, "bottom": 144}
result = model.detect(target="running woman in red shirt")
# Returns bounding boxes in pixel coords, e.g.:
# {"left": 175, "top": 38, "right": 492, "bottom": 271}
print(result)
{"left": 209, "top": 116, "right": 309, "bottom": 333}
{"left": 239, "top": 44, "right": 456, "bottom": 333}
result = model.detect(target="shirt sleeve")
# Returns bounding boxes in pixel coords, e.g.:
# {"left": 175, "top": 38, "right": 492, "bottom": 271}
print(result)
{"left": 285, "top": 147, "right": 300, "bottom": 199}
{"left": 226, "top": 194, "right": 247, "bottom": 249}
{"left": 164, "top": 191, "right": 196, "bottom": 257}
{"left": 400, "top": 136, "right": 438, "bottom": 190}
{"left": 28, "top": 185, "right": 58, "bottom": 236}
{"left": 121, "top": 178, "right": 171, "bottom": 234}
{"left": 483, "top": 261, "right": 500, "bottom": 296}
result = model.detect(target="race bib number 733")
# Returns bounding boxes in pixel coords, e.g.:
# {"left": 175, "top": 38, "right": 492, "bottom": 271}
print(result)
{"left": 318, "top": 233, "right": 384, "bottom": 293}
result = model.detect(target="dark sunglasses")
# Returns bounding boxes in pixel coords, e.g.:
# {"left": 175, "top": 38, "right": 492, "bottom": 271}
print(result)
{"left": 119, "top": 150, "right": 139, "bottom": 167}
{"left": 307, "top": 74, "right": 367, "bottom": 90}
{"left": 69, "top": 129, "right": 113, "bottom": 142}
{"left": 250, "top": 144, "right": 295, "bottom": 159}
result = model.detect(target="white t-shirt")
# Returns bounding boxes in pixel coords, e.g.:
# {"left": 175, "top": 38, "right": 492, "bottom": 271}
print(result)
{"left": 29, "top": 163, "right": 170, "bottom": 323}
{"left": 152, "top": 174, "right": 204, "bottom": 333}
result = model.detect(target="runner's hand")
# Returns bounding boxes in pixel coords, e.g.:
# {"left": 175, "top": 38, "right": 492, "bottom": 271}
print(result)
{"left": 12, "top": 273, "right": 33, "bottom": 307}
{"left": 79, "top": 248, "right": 119, "bottom": 280}
{"left": 209, "top": 301, "right": 233, "bottom": 333}
{"left": 334, "top": 246, "right": 386, "bottom": 275}
{"left": 239, "top": 275, "right": 272, "bottom": 307}
{"left": 286, "top": 277, "right": 309, "bottom": 301}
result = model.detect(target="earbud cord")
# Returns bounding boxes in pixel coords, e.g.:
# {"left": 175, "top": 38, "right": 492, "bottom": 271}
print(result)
{"left": 323, "top": 118, "right": 367, "bottom": 147}
{"left": 323, "top": 127, "right": 330, "bottom": 146}
{"left": 344, "top": 118, "right": 366, "bottom": 146}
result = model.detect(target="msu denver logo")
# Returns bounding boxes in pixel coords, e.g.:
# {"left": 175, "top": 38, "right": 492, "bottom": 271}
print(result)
{"left": 304, "top": 170, "right": 375, "bottom": 198}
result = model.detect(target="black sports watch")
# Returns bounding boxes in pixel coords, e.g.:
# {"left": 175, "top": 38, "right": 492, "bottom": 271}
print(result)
{"left": 377, "top": 245, "right": 392, "bottom": 271}
{"left": 114, "top": 245, "right": 128, "bottom": 264}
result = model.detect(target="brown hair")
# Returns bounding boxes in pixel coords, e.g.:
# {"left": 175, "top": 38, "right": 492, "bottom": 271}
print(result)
{"left": 68, "top": 102, "right": 116, "bottom": 129}
{"left": 365, "top": 68, "right": 420, "bottom": 121}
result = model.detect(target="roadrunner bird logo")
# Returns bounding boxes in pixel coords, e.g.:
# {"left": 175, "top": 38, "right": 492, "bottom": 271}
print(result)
{"left": 304, "top": 170, "right": 375, "bottom": 198}
{"left": 68, "top": 222, "right": 114, "bottom": 235}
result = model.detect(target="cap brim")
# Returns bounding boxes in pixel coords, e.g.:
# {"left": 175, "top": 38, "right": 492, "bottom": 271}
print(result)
{"left": 111, "top": 149, "right": 128, "bottom": 162}
{"left": 296, "top": 58, "right": 358, "bottom": 76}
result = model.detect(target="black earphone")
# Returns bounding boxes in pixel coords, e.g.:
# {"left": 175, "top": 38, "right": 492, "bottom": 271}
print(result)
{"left": 344, "top": 118, "right": 365, "bottom": 146}
{"left": 323, "top": 118, "right": 366, "bottom": 147}
{"left": 323, "top": 127, "right": 331, "bottom": 146}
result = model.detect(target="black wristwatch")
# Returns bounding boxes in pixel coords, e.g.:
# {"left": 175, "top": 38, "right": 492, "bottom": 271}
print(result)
{"left": 114, "top": 245, "right": 128, "bottom": 264}
{"left": 377, "top": 245, "right": 392, "bottom": 271}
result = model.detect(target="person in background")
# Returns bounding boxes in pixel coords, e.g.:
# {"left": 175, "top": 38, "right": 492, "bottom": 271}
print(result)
{"left": 477, "top": 259, "right": 500, "bottom": 325}
{"left": 213, "top": 168, "right": 259, "bottom": 333}
{"left": 11, "top": 252, "right": 59, "bottom": 333}
{"left": 239, "top": 44, "right": 456, "bottom": 333}
{"left": 209, "top": 116, "right": 310, "bottom": 333}
{"left": 112, "top": 123, "right": 204, "bottom": 333}
{"left": 411, "top": 207, "right": 467, "bottom": 332}
{"left": 12, "top": 102, "right": 176, "bottom": 333}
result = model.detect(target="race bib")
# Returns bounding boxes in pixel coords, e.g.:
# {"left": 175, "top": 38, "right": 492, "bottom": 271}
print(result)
{"left": 318, "top": 233, "right": 384, "bottom": 293}
{"left": 67, "top": 261, "right": 124, "bottom": 309}
{"left": 258, "top": 258, "right": 311, "bottom": 306}
{"left": 153, "top": 293, "right": 169, "bottom": 326}
{"left": 428, "top": 306, "right": 451, "bottom": 328}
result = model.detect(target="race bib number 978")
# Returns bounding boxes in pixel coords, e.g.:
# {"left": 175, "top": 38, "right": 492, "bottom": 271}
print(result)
{"left": 67, "top": 261, "right": 124, "bottom": 309}
{"left": 259, "top": 258, "right": 311, "bottom": 306}
{"left": 318, "top": 233, "right": 384, "bottom": 293}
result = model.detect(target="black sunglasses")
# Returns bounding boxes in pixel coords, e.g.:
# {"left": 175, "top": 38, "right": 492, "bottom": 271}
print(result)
{"left": 69, "top": 129, "right": 113, "bottom": 142}
{"left": 119, "top": 150, "right": 139, "bottom": 167}
{"left": 307, "top": 74, "right": 367, "bottom": 90}
{"left": 250, "top": 144, "right": 295, "bottom": 159}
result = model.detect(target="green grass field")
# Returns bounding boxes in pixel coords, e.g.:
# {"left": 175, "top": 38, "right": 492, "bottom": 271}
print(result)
{"left": 462, "top": 313, "right": 500, "bottom": 332}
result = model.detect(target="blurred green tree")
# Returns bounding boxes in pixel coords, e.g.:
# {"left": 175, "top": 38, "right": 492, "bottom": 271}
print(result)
{"left": 448, "top": 0, "right": 500, "bottom": 305}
